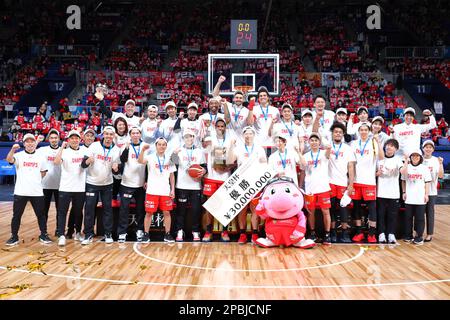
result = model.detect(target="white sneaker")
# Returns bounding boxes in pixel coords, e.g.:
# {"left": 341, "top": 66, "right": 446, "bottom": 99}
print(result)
{"left": 118, "top": 234, "right": 127, "bottom": 243}
{"left": 192, "top": 232, "right": 200, "bottom": 242}
{"left": 58, "top": 236, "right": 66, "bottom": 246}
{"left": 388, "top": 234, "right": 397, "bottom": 244}
{"left": 378, "top": 233, "right": 386, "bottom": 243}
{"left": 81, "top": 235, "right": 94, "bottom": 245}
{"left": 136, "top": 230, "right": 144, "bottom": 241}
{"left": 74, "top": 232, "right": 84, "bottom": 242}
{"left": 176, "top": 230, "right": 184, "bottom": 242}
{"left": 105, "top": 234, "right": 114, "bottom": 244}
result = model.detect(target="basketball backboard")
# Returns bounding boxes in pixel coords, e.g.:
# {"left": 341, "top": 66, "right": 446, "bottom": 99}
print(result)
{"left": 208, "top": 53, "right": 279, "bottom": 96}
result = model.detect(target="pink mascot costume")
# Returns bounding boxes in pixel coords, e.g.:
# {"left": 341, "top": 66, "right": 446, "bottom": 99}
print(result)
{"left": 255, "top": 177, "right": 315, "bottom": 249}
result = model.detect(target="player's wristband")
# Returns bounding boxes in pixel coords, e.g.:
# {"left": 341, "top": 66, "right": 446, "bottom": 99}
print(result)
{"left": 248, "top": 100, "right": 255, "bottom": 111}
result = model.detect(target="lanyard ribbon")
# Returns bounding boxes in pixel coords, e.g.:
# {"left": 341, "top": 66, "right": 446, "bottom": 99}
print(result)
{"left": 332, "top": 142, "right": 342, "bottom": 160}
{"left": 131, "top": 143, "right": 140, "bottom": 158}
{"left": 310, "top": 150, "right": 320, "bottom": 168}
{"left": 282, "top": 120, "right": 294, "bottom": 137}
{"left": 359, "top": 139, "right": 369, "bottom": 156}
{"left": 279, "top": 149, "right": 287, "bottom": 169}
{"left": 245, "top": 144, "right": 254, "bottom": 156}
{"left": 156, "top": 154, "right": 165, "bottom": 173}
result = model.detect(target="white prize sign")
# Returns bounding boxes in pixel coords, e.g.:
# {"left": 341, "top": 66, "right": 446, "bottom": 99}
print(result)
{"left": 203, "top": 154, "right": 276, "bottom": 227}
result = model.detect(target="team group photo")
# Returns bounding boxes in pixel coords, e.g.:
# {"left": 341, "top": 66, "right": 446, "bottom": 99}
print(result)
{"left": 0, "top": 0, "right": 449, "bottom": 302}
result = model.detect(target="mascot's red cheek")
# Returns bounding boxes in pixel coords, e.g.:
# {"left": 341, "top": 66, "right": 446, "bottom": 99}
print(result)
{"left": 293, "top": 193, "right": 299, "bottom": 197}
{"left": 263, "top": 197, "right": 270, "bottom": 200}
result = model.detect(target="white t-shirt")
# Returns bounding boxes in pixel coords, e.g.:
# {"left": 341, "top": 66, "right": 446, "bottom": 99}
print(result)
{"left": 233, "top": 142, "right": 267, "bottom": 167}
{"left": 376, "top": 155, "right": 404, "bottom": 199}
{"left": 312, "top": 109, "right": 335, "bottom": 132}
{"left": 121, "top": 143, "right": 146, "bottom": 188}
{"left": 302, "top": 149, "right": 331, "bottom": 194}
{"left": 159, "top": 117, "right": 179, "bottom": 152}
{"left": 252, "top": 104, "right": 280, "bottom": 147}
{"left": 393, "top": 116, "right": 436, "bottom": 156}
{"left": 199, "top": 112, "right": 225, "bottom": 138}
{"left": 401, "top": 164, "right": 432, "bottom": 205}
{"left": 205, "top": 135, "right": 232, "bottom": 182}
{"left": 85, "top": 141, "right": 121, "bottom": 186}
{"left": 12, "top": 150, "right": 47, "bottom": 196}
{"left": 328, "top": 142, "right": 356, "bottom": 187}
{"left": 145, "top": 152, "right": 176, "bottom": 196}
{"left": 351, "top": 138, "right": 378, "bottom": 186}
{"left": 114, "top": 133, "right": 129, "bottom": 150}
{"left": 422, "top": 156, "right": 440, "bottom": 196}
{"left": 59, "top": 146, "right": 88, "bottom": 192}
{"left": 38, "top": 146, "right": 61, "bottom": 190}
{"left": 272, "top": 120, "right": 300, "bottom": 149}
{"left": 269, "top": 148, "right": 300, "bottom": 186}
{"left": 298, "top": 123, "right": 313, "bottom": 153}
{"left": 224, "top": 102, "right": 249, "bottom": 142}
{"left": 140, "top": 118, "right": 159, "bottom": 149}
{"left": 112, "top": 112, "right": 141, "bottom": 128}
{"left": 175, "top": 146, "right": 206, "bottom": 190}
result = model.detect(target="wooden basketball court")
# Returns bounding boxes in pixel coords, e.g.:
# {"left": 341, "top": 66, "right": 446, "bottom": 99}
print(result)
{"left": 0, "top": 201, "right": 449, "bottom": 300}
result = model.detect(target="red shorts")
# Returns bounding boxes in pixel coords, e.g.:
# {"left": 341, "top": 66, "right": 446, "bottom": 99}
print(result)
{"left": 330, "top": 184, "right": 347, "bottom": 199}
{"left": 350, "top": 183, "right": 376, "bottom": 201}
{"left": 203, "top": 178, "right": 224, "bottom": 196}
{"left": 305, "top": 191, "right": 331, "bottom": 210}
{"left": 145, "top": 194, "right": 173, "bottom": 213}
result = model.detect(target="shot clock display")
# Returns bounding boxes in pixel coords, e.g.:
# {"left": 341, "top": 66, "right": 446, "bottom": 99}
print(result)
{"left": 230, "top": 20, "right": 257, "bottom": 50}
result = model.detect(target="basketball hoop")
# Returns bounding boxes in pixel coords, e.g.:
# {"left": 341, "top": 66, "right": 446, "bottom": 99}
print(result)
{"left": 234, "top": 85, "right": 253, "bottom": 94}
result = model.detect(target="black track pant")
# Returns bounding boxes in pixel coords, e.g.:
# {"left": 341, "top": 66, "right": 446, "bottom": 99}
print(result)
{"left": 84, "top": 183, "right": 113, "bottom": 237}
{"left": 112, "top": 177, "right": 121, "bottom": 200}
{"left": 56, "top": 192, "right": 85, "bottom": 237}
{"left": 176, "top": 188, "right": 202, "bottom": 232}
{"left": 377, "top": 197, "right": 399, "bottom": 235}
{"left": 404, "top": 204, "right": 425, "bottom": 239}
{"left": 67, "top": 205, "right": 83, "bottom": 235}
{"left": 330, "top": 197, "right": 349, "bottom": 224}
{"left": 425, "top": 195, "right": 436, "bottom": 235}
{"left": 43, "top": 188, "right": 59, "bottom": 225}
{"left": 352, "top": 200, "right": 376, "bottom": 222}
{"left": 117, "top": 185, "right": 145, "bottom": 235}
{"left": 11, "top": 195, "right": 47, "bottom": 236}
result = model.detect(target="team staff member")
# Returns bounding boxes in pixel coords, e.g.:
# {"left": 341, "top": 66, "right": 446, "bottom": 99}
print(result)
{"left": 328, "top": 122, "right": 356, "bottom": 243}
{"left": 227, "top": 126, "right": 267, "bottom": 244}
{"left": 299, "top": 132, "right": 332, "bottom": 244}
{"left": 371, "top": 116, "right": 390, "bottom": 148}
{"left": 421, "top": 140, "right": 444, "bottom": 242}
{"left": 138, "top": 137, "right": 176, "bottom": 243}
{"left": 247, "top": 86, "right": 280, "bottom": 156}
{"left": 81, "top": 126, "right": 121, "bottom": 245}
{"left": 401, "top": 150, "right": 431, "bottom": 245}
{"left": 376, "top": 139, "right": 403, "bottom": 244}
{"left": 54, "top": 130, "right": 87, "bottom": 246}
{"left": 66, "top": 128, "right": 96, "bottom": 239}
{"left": 392, "top": 107, "right": 436, "bottom": 156}
{"left": 350, "top": 123, "right": 384, "bottom": 243}
{"left": 117, "top": 126, "right": 146, "bottom": 243}
{"left": 347, "top": 106, "right": 371, "bottom": 138}
{"left": 202, "top": 119, "right": 233, "bottom": 242}
{"left": 39, "top": 129, "right": 61, "bottom": 232}
{"left": 6, "top": 133, "right": 52, "bottom": 246}
{"left": 173, "top": 130, "right": 207, "bottom": 242}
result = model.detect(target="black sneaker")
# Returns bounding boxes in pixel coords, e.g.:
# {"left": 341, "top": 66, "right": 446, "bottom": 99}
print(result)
{"left": 403, "top": 237, "right": 414, "bottom": 243}
{"left": 141, "top": 232, "right": 150, "bottom": 243}
{"left": 323, "top": 233, "right": 332, "bottom": 245}
{"left": 330, "top": 230, "right": 337, "bottom": 243}
{"left": 164, "top": 232, "right": 175, "bottom": 243}
{"left": 66, "top": 231, "right": 74, "bottom": 239}
{"left": 413, "top": 236, "right": 424, "bottom": 245}
{"left": 39, "top": 234, "right": 52, "bottom": 244}
{"left": 308, "top": 231, "right": 318, "bottom": 242}
{"left": 340, "top": 229, "right": 352, "bottom": 243}
{"left": 6, "top": 235, "right": 19, "bottom": 246}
